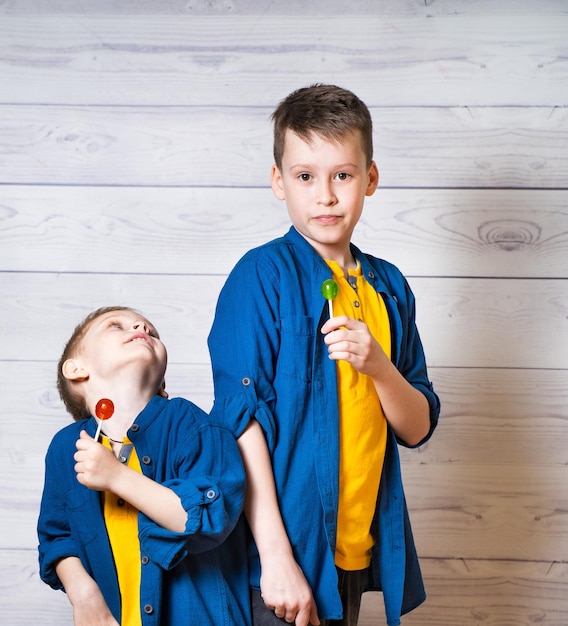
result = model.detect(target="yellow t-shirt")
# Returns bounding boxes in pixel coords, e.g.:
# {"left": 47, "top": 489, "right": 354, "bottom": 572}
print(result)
{"left": 325, "top": 260, "right": 391, "bottom": 571}
{"left": 102, "top": 436, "right": 142, "bottom": 626}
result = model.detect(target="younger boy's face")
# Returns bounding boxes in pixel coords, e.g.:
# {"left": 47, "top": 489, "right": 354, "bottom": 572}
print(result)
{"left": 271, "top": 128, "right": 378, "bottom": 264}
{"left": 74, "top": 310, "right": 167, "bottom": 393}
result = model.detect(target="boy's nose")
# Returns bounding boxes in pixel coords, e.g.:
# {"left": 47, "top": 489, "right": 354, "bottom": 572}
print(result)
{"left": 132, "top": 320, "right": 149, "bottom": 333}
{"left": 316, "top": 180, "right": 337, "bottom": 206}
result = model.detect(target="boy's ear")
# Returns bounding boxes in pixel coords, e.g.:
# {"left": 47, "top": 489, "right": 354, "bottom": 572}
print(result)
{"left": 61, "top": 358, "right": 89, "bottom": 382}
{"left": 271, "top": 164, "right": 286, "bottom": 200}
{"left": 365, "top": 161, "right": 379, "bottom": 196}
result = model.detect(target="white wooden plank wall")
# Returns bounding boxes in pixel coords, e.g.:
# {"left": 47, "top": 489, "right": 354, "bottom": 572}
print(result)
{"left": 1, "top": 2, "right": 567, "bottom": 624}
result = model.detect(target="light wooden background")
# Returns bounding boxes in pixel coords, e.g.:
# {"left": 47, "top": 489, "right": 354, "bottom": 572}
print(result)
{"left": 1, "top": 2, "right": 567, "bottom": 624}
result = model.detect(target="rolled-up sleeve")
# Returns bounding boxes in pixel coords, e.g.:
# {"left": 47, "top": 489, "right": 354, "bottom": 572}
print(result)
{"left": 38, "top": 436, "right": 80, "bottom": 590}
{"left": 138, "top": 424, "right": 246, "bottom": 570}
{"left": 208, "top": 251, "right": 282, "bottom": 450}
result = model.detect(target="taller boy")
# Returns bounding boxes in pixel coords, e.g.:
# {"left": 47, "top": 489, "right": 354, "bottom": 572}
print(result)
{"left": 208, "top": 84, "right": 441, "bottom": 626}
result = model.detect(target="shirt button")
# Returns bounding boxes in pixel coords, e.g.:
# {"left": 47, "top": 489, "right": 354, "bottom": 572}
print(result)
{"left": 117, "top": 498, "right": 125, "bottom": 507}
{"left": 241, "top": 377, "right": 251, "bottom": 386}
{"left": 141, "top": 555, "right": 149, "bottom": 565}
{"left": 206, "top": 489, "right": 216, "bottom": 499}
{"left": 143, "top": 604, "right": 154, "bottom": 615}
{"left": 141, "top": 456, "right": 151, "bottom": 465}
{"left": 354, "top": 301, "right": 360, "bottom": 308}
{"left": 130, "top": 424, "right": 140, "bottom": 432}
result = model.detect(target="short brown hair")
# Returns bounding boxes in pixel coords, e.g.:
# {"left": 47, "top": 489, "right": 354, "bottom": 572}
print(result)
{"left": 57, "top": 306, "right": 135, "bottom": 421}
{"left": 271, "top": 84, "right": 374, "bottom": 169}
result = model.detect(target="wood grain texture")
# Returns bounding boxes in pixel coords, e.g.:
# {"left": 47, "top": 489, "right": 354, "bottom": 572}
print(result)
{"left": 1, "top": 273, "right": 567, "bottom": 368}
{"left": 3, "top": 360, "right": 565, "bottom": 560}
{"left": 5, "top": 363, "right": 562, "bottom": 449}
{"left": 2, "top": 0, "right": 568, "bottom": 16}
{"left": 18, "top": 457, "right": 567, "bottom": 561}
{"left": 0, "top": 15, "right": 566, "bottom": 107}
{"left": 359, "top": 559, "right": 568, "bottom": 626}
{"left": 400, "top": 368, "right": 568, "bottom": 466}
{"left": 5, "top": 362, "right": 565, "bottom": 486}
{"left": 404, "top": 463, "right": 568, "bottom": 561}
{"left": 0, "top": 549, "right": 73, "bottom": 626}
{"left": 1, "top": 4, "right": 566, "bottom": 623}
{"left": 2, "top": 186, "right": 567, "bottom": 278}
{"left": 410, "top": 276, "right": 568, "bottom": 369}
{"left": 4, "top": 551, "right": 567, "bottom": 626}
{"left": 0, "top": 105, "right": 567, "bottom": 188}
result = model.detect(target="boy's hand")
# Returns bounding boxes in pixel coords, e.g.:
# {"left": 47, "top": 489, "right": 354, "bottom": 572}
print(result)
{"left": 74, "top": 430, "right": 122, "bottom": 492}
{"left": 322, "top": 315, "right": 389, "bottom": 378}
{"left": 260, "top": 552, "right": 320, "bottom": 625}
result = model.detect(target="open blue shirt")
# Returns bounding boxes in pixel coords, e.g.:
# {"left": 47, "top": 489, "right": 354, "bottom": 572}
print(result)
{"left": 38, "top": 395, "right": 250, "bottom": 626}
{"left": 208, "top": 227, "right": 440, "bottom": 625}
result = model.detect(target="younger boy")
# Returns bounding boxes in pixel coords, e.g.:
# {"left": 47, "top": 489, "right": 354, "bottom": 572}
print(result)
{"left": 208, "top": 85, "right": 441, "bottom": 626}
{"left": 38, "top": 306, "right": 250, "bottom": 626}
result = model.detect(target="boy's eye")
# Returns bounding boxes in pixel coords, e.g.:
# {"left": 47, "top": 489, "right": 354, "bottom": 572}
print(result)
{"left": 336, "top": 172, "right": 351, "bottom": 181}
{"left": 298, "top": 173, "right": 312, "bottom": 182}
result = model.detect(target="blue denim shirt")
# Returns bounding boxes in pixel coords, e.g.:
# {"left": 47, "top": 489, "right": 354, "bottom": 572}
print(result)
{"left": 208, "top": 227, "right": 440, "bottom": 625}
{"left": 38, "top": 395, "right": 250, "bottom": 626}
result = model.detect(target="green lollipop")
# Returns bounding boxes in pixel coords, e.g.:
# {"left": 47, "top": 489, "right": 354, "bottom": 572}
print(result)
{"left": 321, "top": 279, "right": 339, "bottom": 318}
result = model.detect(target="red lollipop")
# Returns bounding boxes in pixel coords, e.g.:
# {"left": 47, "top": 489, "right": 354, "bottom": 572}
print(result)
{"left": 94, "top": 398, "right": 114, "bottom": 441}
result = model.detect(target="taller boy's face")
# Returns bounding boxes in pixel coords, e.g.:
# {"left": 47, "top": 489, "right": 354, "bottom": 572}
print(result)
{"left": 271, "top": 128, "right": 378, "bottom": 263}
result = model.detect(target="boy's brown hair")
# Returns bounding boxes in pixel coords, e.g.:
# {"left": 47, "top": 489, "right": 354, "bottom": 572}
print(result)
{"left": 271, "top": 83, "right": 374, "bottom": 169}
{"left": 57, "top": 306, "right": 135, "bottom": 421}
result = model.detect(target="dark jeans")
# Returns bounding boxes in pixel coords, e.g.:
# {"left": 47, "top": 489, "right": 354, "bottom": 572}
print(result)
{"left": 251, "top": 567, "right": 368, "bottom": 626}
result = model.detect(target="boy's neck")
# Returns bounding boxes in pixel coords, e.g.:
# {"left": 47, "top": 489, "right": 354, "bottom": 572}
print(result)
{"left": 86, "top": 384, "right": 156, "bottom": 439}
{"left": 323, "top": 251, "right": 357, "bottom": 278}
{"left": 291, "top": 226, "right": 356, "bottom": 277}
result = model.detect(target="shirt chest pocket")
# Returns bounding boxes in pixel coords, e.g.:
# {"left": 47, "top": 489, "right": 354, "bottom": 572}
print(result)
{"left": 276, "top": 316, "right": 315, "bottom": 383}
{"left": 67, "top": 489, "right": 104, "bottom": 546}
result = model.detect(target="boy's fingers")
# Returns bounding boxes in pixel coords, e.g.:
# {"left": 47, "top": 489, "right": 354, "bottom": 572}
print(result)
{"left": 294, "top": 606, "right": 316, "bottom": 626}
{"left": 321, "top": 315, "right": 346, "bottom": 332}
{"left": 322, "top": 315, "right": 361, "bottom": 334}
{"left": 76, "top": 430, "right": 97, "bottom": 452}
{"left": 310, "top": 606, "right": 321, "bottom": 625}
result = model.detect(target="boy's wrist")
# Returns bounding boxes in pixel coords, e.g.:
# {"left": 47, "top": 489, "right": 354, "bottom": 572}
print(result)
{"left": 257, "top": 535, "right": 296, "bottom": 563}
{"left": 55, "top": 557, "right": 100, "bottom": 604}
{"left": 105, "top": 460, "right": 132, "bottom": 498}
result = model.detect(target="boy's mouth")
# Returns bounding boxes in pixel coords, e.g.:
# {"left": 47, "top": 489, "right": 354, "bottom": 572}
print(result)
{"left": 128, "top": 332, "right": 151, "bottom": 344}
{"left": 314, "top": 214, "right": 340, "bottom": 225}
